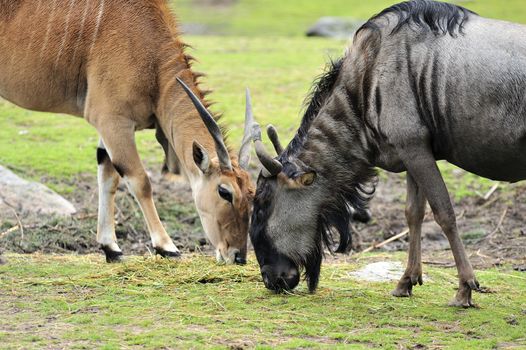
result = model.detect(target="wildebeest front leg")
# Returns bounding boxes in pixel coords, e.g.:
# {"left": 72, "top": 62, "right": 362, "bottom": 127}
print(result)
{"left": 392, "top": 173, "right": 425, "bottom": 297}
{"left": 97, "top": 120, "right": 180, "bottom": 258}
{"left": 97, "top": 139, "right": 123, "bottom": 263}
{"left": 400, "top": 150, "right": 479, "bottom": 307}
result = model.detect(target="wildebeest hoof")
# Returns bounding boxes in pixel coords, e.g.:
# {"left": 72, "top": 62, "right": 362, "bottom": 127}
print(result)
{"left": 391, "top": 286, "right": 412, "bottom": 297}
{"left": 0, "top": 255, "right": 6, "bottom": 265}
{"left": 234, "top": 252, "right": 246, "bottom": 265}
{"left": 154, "top": 247, "right": 181, "bottom": 259}
{"left": 391, "top": 272, "right": 422, "bottom": 297}
{"left": 100, "top": 245, "right": 123, "bottom": 263}
{"left": 449, "top": 278, "right": 480, "bottom": 308}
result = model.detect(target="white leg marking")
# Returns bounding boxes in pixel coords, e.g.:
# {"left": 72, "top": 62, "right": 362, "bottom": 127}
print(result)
{"left": 97, "top": 163, "right": 120, "bottom": 251}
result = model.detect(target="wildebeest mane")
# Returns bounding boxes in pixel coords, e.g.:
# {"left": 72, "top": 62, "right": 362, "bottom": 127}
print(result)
{"left": 283, "top": 58, "right": 344, "bottom": 160}
{"left": 279, "top": 57, "right": 376, "bottom": 264}
{"left": 357, "top": 0, "right": 476, "bottom": 37}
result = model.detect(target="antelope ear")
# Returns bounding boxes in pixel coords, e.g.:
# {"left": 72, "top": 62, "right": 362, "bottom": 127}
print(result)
{"left": 193, "top": 141, "right": 210, "bottom": 173}
{"left": 299, "top": 172, "right": 316, "bottom": 186}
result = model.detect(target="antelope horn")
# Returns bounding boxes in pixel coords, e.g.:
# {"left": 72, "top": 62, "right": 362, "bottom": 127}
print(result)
{"left": 238, "top": 88, "right": 254, "bottom": 170}
{"left": 252, "top": 123, "right": 283, "bottom": 177}
{"left": 176, "top": 77, "right": 232, "bottom": 171}
{"left": 266, "top": 124, "right": 284, "bottom": 155}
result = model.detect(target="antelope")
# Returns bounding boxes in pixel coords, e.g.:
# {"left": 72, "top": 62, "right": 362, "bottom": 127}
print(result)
{"left": 249, "top": 0, "right": 526, "bottom": 307}
{"left": 0, "top": 0, "right": 254, "bottom": 264}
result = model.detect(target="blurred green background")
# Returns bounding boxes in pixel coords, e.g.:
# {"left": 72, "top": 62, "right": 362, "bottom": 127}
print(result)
{"left": 1, "top": 0, "right": 525, "bottom": 195}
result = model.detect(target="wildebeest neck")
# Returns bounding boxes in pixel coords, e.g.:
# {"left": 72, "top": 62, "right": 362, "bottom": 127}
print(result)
{"left": 280, "top": 58, "right": 377, "bottom": 259}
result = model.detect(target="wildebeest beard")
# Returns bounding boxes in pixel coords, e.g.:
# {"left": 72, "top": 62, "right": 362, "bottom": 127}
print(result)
{"left": 303, "top": 180, "right": 376, "bottom": 292}
{"left": 250, "top": 160, "right": 376, "bottom": 292}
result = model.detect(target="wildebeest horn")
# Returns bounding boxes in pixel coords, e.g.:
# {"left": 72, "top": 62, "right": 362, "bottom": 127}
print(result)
{"left": 252, "top": 123, "right": 283, "bottom": 177}
{"left": 266, "top": 124, "right": 283, "bottom": 155}
{"left": 238, "top": 88, "right": 254, "bottom": 170}
{"left": 176, "top": 77, "right": 232, "bottom": 171}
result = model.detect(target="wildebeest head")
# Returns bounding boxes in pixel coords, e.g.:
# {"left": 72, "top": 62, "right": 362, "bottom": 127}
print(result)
{"left": 248, "top": 102, "right": 373, "bottom": 292}
{"left": 250, "top": 154, "right": 326, "bottom": 292}
{"left": 246, "top": 55, "right": 378, "bottom": 291}
{"left": 178, "top": 79, "right": 255, "bottom": 265}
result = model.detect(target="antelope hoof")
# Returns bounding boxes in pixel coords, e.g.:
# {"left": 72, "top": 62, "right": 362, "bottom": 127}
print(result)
{"left": 449, "top": 278, "right": 480, "bottom": 308}
{"left": 101, "top": 245, "right": 124, "bottom": 263}
{"left": 391, "top": 272, "right": 423, "bottom": 297}
{"left": 154, "top": 247, "right": 181, "bottom": 259}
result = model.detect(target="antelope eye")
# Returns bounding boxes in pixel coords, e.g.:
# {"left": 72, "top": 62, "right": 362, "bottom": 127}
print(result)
{"left": 218, "top": 185, "right": 233, "bottom": 203}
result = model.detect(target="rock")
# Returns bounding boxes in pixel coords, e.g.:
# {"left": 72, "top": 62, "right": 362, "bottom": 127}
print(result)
{"left": 349, "top": 261, "right": 404, "bottom": 282}
{"left": 306, "top": 17, "right": 366, "bottom": 39}
{"left": 0, "top": 166, "right": 76, "bottom": 218}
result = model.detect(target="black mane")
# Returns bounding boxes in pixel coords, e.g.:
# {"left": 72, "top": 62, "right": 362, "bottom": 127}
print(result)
{"left": 357, "top": 0, "right": 475, "bottom": 37}
{"left": 282, "top": 58, "right": 344, "bottom": 160}
{"left": 278, "top": 56, "right": 376, "bottom": 260}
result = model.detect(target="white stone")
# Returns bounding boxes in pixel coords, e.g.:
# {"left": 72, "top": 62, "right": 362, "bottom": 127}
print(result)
{"left": 349, "top": 261, "right": 405, "bottom": 282}
{"left": 0, "top": 166, "right": 76, "bottom": 218}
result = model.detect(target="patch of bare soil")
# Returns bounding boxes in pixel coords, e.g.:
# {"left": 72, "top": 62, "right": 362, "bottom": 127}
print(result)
{"left": 352, "top": 173, "right": 526, "bottom": 269}
{"left": 1, "top": 170, "right": 524, "bottom": 268}
{"left": 0, "top": 170, "right": 210, "bottom": 257}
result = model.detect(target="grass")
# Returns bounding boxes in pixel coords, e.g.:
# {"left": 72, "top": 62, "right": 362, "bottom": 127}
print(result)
{"left": 175, "top": 0, "right": 526, "bottom": 37}
{"left": 0, "top": 35, "right": 496, "bottom": 198}
{"left": 1, "top": 0, "right": 518, "bottom": 197}
{"left": 1, "top": 253, "right": 525, "bottom": 349}
{"left": 1, "top": 1, "right": 526, "bottom": 348}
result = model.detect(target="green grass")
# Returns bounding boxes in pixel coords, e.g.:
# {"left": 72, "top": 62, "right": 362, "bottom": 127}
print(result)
{"left": 175, "top": 0, "right": 526, "bottom": 37}
{"left": 1, "top": 0, "right": 520, "bottom": 198}
{"left": 0, "top": 34, "right": 497, "bottom": 198}
{"left": 0, "top": 36, "right": 344, "bottom": 191}
{"left": 0, "top": 253, "right": 525, "bottom": 349}
{"left": 1, "top": 2, "right": 525, "bottom": 347}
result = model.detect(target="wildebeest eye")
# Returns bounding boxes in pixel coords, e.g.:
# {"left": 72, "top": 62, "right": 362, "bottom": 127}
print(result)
{"left": 299, "top": 172, "right": 316, "bottom": 186}
{"left": 218, "top": 185, "right": 233, "bottom": 203}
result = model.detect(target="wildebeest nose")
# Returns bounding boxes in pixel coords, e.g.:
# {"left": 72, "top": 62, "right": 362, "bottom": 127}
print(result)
{"left": 261, "top": 265, "right": 300, "bottom": 292}
{"left": 234, "top": 252, "right": 246, "bottom": 265}
{"left": 278, "top": 268, "right": 300, "bottom": 291}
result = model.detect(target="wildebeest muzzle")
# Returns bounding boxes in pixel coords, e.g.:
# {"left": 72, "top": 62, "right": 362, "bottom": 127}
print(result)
{"left": 260, "top": 254, "right": 300, "bottom": 292}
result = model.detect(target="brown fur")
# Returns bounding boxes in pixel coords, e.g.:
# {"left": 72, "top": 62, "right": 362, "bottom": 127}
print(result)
{"left": 0, "top": 0, "right": 254, "bottom": 261}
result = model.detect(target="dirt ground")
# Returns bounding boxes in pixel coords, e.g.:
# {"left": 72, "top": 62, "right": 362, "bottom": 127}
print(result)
{"left": 0, "top": 168, "right": 525, "bottom": 270}
{"left": 355, "top": 172, "right": 526, "bottom": 270}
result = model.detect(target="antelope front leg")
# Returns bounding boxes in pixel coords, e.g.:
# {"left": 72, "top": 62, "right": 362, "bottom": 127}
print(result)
{"left": 97, "top": 139, "right": 123, "bottom": 262}
{"left": 97, "top": 119, "right": 180, "bottom": 258}
{"left": 401, "top": 150, "right": 479, "bottom": 307}
{"left": 392, "top": 172, "right": 426, "bottom": 297}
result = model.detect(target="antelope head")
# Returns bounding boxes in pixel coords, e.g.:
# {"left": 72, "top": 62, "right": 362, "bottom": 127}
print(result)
{"left": 177, "top": 78, "right": 255, "bottom": 264}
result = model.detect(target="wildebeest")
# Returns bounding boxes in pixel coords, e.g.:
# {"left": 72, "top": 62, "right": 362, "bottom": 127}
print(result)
{"left": 0, "top": 0, "right": 254, "bottom": 264}
{"left": 250, "top": 0, "right": 526, "bottom": 307}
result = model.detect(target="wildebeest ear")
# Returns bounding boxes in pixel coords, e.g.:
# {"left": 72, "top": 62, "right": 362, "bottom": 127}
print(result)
{"left": 299, "top": 172, "right": 316, "bottom": 186}
{"left": 193, "top": 141, "right": 210, "bottom": 173}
